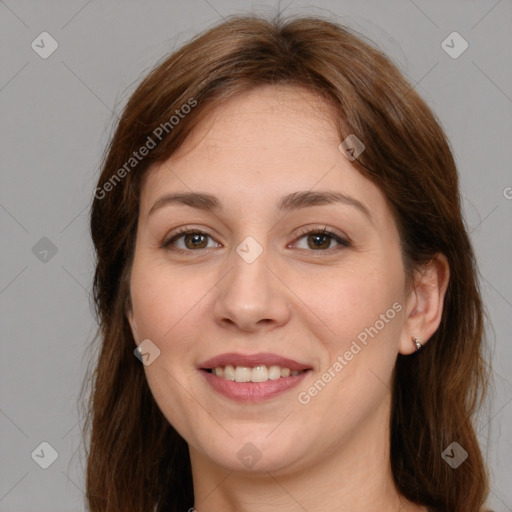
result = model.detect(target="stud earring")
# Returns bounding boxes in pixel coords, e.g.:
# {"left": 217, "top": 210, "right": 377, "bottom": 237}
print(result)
{"left": 412, "top": 336, "right": 422, "bottom": 351}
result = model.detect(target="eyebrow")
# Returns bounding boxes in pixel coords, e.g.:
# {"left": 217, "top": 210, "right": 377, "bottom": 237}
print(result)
{"left": 148, "top": 190, "right": 372, "bottom": 222}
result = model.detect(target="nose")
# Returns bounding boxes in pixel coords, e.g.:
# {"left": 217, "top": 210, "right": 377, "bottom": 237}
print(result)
{"left": 213, "top": 243, "right": 292, "bottom": 333}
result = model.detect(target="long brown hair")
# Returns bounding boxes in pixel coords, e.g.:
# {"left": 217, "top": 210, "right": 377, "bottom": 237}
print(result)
{"left": 83, "top": 14, "right": 492, "bottom": 512}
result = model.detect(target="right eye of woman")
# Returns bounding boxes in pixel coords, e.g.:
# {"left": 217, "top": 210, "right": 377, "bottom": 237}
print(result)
{"left": 161, "top": 227, "right": 221, "bottom": 251}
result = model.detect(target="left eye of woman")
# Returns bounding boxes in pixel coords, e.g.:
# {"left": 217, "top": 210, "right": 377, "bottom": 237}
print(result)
{"left": 291, "top": 228, "right": 350, "bottom": 251}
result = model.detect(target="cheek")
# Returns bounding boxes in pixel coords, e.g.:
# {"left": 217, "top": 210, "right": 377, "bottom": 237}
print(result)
{"left": 129, "top": 262, "right": 213, "bottom": 440}
{"left": 129, "top": 260, "right": 211, "bottom": 345}
{"left": 293, "top": 273, "right": 404, "bottom": 445}
{"left": 289, "top": 263, "right": 405, "bottom": 354}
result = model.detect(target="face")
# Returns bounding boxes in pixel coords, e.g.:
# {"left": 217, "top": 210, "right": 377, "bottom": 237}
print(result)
{"left": 127, "top": 85, "right": 412, "bottom": 476}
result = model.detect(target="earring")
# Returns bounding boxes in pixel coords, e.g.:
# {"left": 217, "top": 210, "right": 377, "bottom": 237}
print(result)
{"left": 412, "top": 336, "right": 422, "bottom": 351}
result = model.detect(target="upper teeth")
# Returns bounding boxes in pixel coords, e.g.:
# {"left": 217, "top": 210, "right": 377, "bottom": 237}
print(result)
{"left": 211, "top": 365, "right": 303, "bottom": 382}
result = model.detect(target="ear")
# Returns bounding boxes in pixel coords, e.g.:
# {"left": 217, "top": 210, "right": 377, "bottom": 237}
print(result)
{"left": 126, "top": 306, "right": 140, "bottom": 345}
{"left": 399, "top": 253, "right": 450, "bottom": 355}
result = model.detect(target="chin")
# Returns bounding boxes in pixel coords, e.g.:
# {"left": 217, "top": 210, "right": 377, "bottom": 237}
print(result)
{"left": 197, "top": 433, "right": 306, "bottom": 474}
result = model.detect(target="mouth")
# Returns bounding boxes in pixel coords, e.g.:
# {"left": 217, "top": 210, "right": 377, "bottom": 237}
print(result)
{"left": 198, "top": 352, "right": 312, "bottom": 402}
{"left": 203, "top": 364, "right": 307, "bottom": 382}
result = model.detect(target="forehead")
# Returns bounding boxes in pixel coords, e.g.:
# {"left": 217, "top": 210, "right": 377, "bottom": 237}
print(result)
{"left": 139, "top": 85, "right": 388, "bottom": 221}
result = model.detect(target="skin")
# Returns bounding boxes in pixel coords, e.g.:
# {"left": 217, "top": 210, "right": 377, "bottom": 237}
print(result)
{"left": 127, "top": 85, "right": 449, "bottom": 512}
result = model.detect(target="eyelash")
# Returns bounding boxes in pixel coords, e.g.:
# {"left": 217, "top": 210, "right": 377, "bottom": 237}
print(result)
{"left": 161, "top": 225, "right": 351, "bottom": 254}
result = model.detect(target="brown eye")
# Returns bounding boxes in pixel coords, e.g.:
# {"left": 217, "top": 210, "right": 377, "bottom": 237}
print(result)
{"left": 183, "top": 233, "right": 209, "bottom": 249}
{"left": 307, "top": 233, "right": 332, "bottom": 250}
{"left": 162, "top": 230, "right": 220, "bottom": 251}
{"left": 293, "top": 228, "right": 350, "bottom": 251}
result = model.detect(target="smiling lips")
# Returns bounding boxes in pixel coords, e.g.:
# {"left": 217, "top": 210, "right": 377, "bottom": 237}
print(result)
{"left": 199, "top": 352, "right": 311, "bottom": 401}
{"left": 210, "top": 364, "right": 302, "bottom": 383}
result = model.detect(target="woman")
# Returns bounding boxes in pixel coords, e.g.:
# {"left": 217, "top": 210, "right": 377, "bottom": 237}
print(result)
{"left": 84, "top": 14, "right": 492, "bottom": 512}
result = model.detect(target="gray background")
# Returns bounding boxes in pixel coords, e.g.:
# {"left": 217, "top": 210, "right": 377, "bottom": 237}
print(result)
{"left": 1, "top": 0, "right": 511, "bottom": 510}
